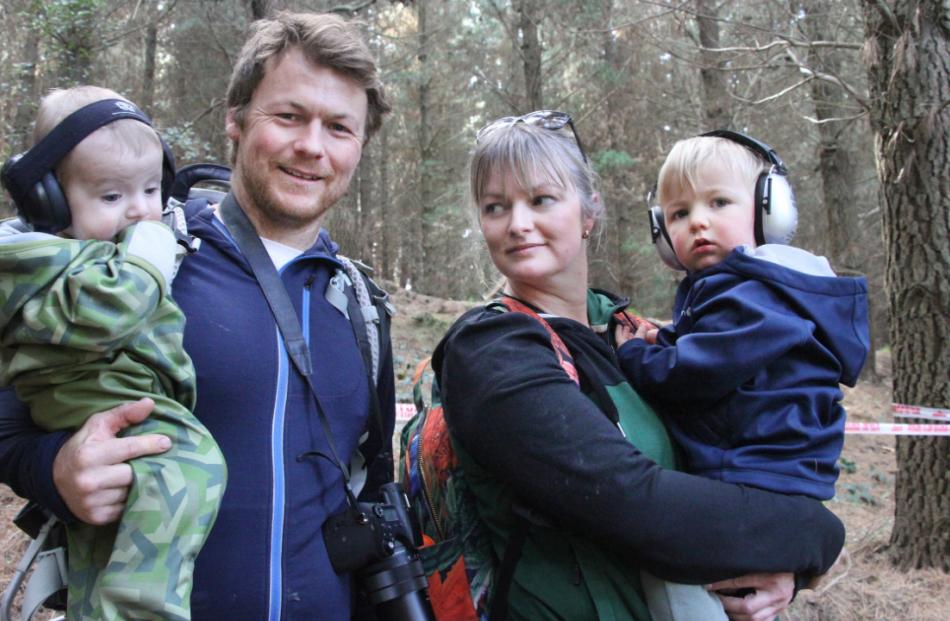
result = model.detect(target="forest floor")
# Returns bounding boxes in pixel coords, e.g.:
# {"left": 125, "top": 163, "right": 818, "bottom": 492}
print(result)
{"left": 1, "top": 286, "right": 947, "bottom": 620}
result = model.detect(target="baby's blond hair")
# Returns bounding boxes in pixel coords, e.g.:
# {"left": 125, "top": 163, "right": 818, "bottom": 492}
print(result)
{"left": 656, "top": 136, "right": 769, "bottom": 207}
{"left": 34, "top": 86, "right": 161, "bottom": 185}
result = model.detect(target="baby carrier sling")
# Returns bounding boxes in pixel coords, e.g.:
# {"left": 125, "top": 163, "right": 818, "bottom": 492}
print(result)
{"left": 0, "top": 163, "right": 393, "bottom": 621}
{"left": 398, "top": 297, "right": 644, "bottom": 621}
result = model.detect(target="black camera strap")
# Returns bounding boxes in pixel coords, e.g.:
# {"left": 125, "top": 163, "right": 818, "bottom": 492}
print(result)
{"left": 219, "top": 192, "right": 359, "bottom": 508}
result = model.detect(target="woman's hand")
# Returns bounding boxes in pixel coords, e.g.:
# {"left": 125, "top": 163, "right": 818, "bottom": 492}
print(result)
{"left": 709, "top": 572, "right": 794, "bottom": 621}
{"left": 52, "top": 398, "right": 170, "bottom": 525}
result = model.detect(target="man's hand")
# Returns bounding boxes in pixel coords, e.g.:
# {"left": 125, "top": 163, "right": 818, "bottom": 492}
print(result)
{"left": 709, "top": 572, "right": 795, "bottom": 621}
{"left": 52, "top": 398, "right": 170, "bottom": 525}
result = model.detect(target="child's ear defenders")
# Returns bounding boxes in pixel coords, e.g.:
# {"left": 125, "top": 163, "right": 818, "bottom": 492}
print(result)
{"left": 0, "top": 99, "right": 175, "bottom": 233}
{"left": 649, "top": 129, "right": 798, "bottom": 271}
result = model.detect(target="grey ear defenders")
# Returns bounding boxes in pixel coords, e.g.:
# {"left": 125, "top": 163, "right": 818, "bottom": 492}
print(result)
{"left": 648, "top": 129, "right": 798, "bottom": 271}
{"left": 1, "top": 99, "right": 175, "bottom": 233}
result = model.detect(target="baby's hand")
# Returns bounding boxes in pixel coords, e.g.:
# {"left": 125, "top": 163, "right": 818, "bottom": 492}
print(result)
{"left": 615, "top": 312, "right": 660, "bottom": 347}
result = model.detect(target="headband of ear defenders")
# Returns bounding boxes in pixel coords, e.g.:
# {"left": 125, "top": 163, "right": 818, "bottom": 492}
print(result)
{"left": 699, "top": 129, "right": 787, "bottom": 174}
{"left": 2, "top": 98, "right": 175, "bottom": 209}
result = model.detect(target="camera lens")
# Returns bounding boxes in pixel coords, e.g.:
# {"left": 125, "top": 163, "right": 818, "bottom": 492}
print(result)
{"left": 359, "top": 543, "right": 433, "bottom": 621}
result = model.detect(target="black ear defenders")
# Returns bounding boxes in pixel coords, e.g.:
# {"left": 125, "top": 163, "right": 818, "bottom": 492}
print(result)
{"left": 0, "top": 99, "right": 175, "bottom": 233}
{"left": 648, "top": 129, "right": 798, "bottom": 271}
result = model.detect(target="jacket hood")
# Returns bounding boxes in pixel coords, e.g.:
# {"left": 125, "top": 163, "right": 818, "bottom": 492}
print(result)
{"left": 0, "top": 217, "right": 32, "bottom": 238}
{"left": 587, "top": 288, "right": 630, "bottom": 327}
{"left": 182, "top": 197, "right": 342, "bottom": 267}
{"left": 715, "top": 246, "right": 870, "bottom": 385}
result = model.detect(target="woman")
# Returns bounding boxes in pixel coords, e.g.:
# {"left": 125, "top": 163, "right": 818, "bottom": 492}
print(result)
{"left": 429, "top": 111, "right": 843, "bottom": 621}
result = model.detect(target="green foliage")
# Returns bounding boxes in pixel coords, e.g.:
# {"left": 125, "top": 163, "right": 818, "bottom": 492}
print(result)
{"left": 838, "top": 482, "right": 878, "bottom": 506}
{"left": 161, "top": 126, "right": 216, "bottom": 164}
{"left": 592, "top": 149, "right": 637, "bottom": 174}
{"left": 839, "top": 456, "right": 858, "bottom": 474}
{"left": 34, "top": 0, "right": 106, "bottom": 84}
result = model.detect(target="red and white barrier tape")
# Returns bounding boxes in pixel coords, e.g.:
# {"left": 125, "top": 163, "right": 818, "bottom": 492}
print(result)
{"left": 396, "top": 404, "right": 950, "bottom": 435}
{"left": 845, "top": 422, "right": 950, "bottom": 436}
{"left": 396, "top": 402, "right": 416, "bottom": 422}
{"left": 891, "top": 403, "right": 949, "bottom": 421}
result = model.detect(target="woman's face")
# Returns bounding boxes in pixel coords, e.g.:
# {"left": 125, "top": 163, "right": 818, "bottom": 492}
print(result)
{"left": 478, "top": 170, "right": 593, "bottom": 290}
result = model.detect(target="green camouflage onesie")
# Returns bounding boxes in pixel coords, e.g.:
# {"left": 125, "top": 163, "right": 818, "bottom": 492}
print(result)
{"left": 0, "top": 219, "right": 227, "bottom": 621}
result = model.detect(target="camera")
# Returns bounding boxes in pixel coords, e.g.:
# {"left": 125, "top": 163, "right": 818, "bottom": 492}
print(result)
{"left": 323, "top": 482, "right": 434, "bottom": 621}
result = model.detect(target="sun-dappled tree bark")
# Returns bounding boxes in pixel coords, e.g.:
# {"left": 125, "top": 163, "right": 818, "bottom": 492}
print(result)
{"left": 696, "top": 0, "right": 731, "bottom": 128}
{"left": 861, "top": 0, "right": 950, "bottom": 571}
{"left": 142, "top": 23, "right": 158, "bottom": 114}
{"left": 803, "top": 0, "right": 862, "bottom": 269}
{"left": 249, "top": 0, "right": 282, "bottom": 21}
{"left": 802, "top": 0, "right": 882, "bottom": 381}
{"left": 518, "top": 0, "right": 543, "bottom": 110}
{"left": 10, "top": 28, "right": 40, "bottom": 155}
{"left": 416, "top": 0, "right": 435, "bottom": 293}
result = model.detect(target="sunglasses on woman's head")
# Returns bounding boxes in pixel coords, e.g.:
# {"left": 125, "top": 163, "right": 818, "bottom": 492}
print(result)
{"left": 476, "top": 110, "right": 588, "bottom": 163}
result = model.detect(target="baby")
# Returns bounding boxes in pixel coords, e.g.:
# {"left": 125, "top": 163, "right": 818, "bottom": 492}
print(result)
{"left": 1, "top": 86, "right": 226, "bottom": 621}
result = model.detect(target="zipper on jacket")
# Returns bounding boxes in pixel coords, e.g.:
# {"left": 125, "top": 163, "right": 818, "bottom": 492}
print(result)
{"left": 268, "top": 326, "right": 290, "bottom": 621}
{"left": 417, "top": 449, "right": 446, "bottom": 540}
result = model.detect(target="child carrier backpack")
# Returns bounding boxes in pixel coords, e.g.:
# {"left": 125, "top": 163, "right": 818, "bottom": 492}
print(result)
{"left": 0, "top": 163, "right": 394, "bottom": 621}
{"left": 398, "top": 297, "right": 645, "bottom": 621}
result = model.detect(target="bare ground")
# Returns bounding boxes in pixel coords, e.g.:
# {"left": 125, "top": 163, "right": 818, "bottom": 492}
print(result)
{"left": 1, "top": 288, "right": 946, "bottom": 620}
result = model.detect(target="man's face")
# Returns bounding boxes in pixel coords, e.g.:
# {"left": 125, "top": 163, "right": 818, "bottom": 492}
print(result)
{"left": 226, "top": 47, "right": 367, "bottom": 248}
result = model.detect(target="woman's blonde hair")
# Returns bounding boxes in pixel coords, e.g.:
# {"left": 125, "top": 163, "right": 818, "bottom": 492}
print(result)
{"left": 470, "top": 121, "right": 604, "bottom": 227}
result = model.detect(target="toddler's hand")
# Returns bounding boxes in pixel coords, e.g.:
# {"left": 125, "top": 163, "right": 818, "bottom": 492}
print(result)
{"left": 637, "top": 322, "right": 659, "bottom": 345}
{"left": 615, "top": 322, "right": 635, "bottom": 347}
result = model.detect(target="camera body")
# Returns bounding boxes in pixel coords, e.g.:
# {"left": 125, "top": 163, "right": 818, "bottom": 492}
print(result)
{"left": 323, "top": 482, "right": 434, "bottom": 621}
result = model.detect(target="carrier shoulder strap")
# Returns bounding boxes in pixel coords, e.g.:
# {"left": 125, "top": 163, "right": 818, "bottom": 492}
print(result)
{"left": 336, "top": 257, "right": 393, "bottom": 494}
{"left": 219, "top": 193, "right": 358, "bottom": 504}
{"left": 485, "top": 298, "right": 580, "bottom": 620}
{"left": 490, "top": 297, "right": 580, "bottom": 385}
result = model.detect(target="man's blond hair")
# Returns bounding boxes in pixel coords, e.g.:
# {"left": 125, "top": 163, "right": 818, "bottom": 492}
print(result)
{"left": 226, "top": 11, "right": 390, "bottom": 156}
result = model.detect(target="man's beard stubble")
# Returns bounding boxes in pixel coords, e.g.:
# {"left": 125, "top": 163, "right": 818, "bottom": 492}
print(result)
{"left": 235, "top": 148, "right": 343, "bottom": 235}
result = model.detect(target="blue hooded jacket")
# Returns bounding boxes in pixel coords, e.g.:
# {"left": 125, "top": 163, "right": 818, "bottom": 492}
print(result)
{"left": 617, "top": 245, "right": 869, "bottom": 499}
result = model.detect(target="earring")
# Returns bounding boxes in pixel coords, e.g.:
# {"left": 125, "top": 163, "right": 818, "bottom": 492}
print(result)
{"left": 582, "top": 229, "right": 590, "bottom": 239}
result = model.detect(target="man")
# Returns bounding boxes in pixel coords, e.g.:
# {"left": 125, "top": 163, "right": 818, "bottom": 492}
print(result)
{"left": 0, "top": 12, "right": 395, "bottom": 620}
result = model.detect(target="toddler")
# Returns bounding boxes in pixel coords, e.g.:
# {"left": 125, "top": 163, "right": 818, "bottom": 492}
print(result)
{"left": 617, "top": 131, "right": 869, "bottom": 621}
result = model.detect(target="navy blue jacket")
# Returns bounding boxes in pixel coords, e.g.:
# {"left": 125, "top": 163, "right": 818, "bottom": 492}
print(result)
{"left": 617, "top": 245, "right": 869, "bottom": 499}
{"left": 0, "top": 200, "right": 396, "bottom": 620}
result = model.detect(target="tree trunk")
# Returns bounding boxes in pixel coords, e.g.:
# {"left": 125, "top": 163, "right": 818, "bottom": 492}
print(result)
{"left": 10, "top": 27, "right": 39, "bottom": 154}
{"left": 802, "top": 0, "right": 880, "bottom": 381}
{"left": 249, "top": 0, "right": 281, "bottom": 20}
{"left": 416, "top": 0, "right": 436, "bottom": 293}
{"left": 601, "top": 0, "right": 630, "bottom": 294}
{"left": 357, "top": 136, "right": 377, "bottom": 266}
{"left": 861, "top": 0, "right": 950, "bottom": 571}
{"left": 518, "top": 0, "right": 543, "bottom": 110}
{"left": 696, "top": 0, "right": 730, "bottom": 128}
{"left": 378, "top": 123, "right": 392, "bottom": 283}
{"left": 142, "top": 23, "right": 158, "bottom": 114}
